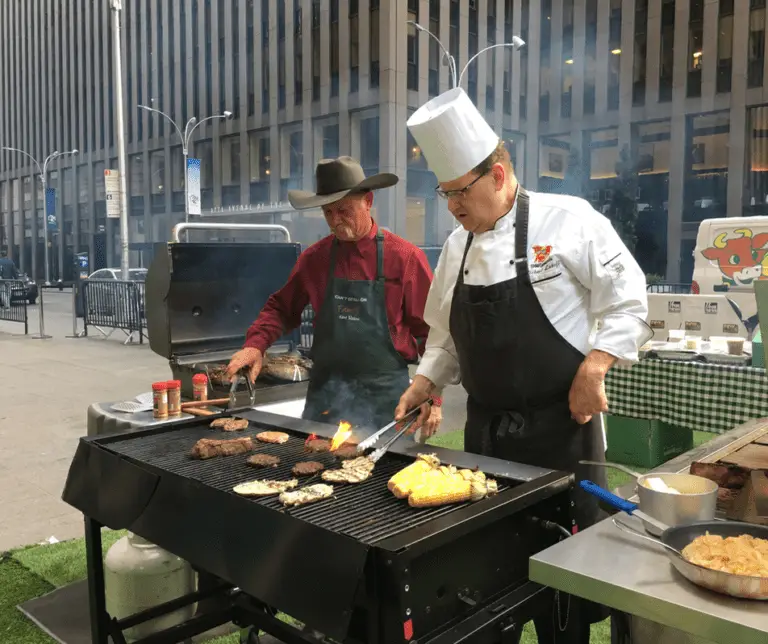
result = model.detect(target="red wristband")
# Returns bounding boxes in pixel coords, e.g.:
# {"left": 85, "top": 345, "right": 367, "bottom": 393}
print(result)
{"left": 430, "top": 396, "right": 442, "bottom": 407}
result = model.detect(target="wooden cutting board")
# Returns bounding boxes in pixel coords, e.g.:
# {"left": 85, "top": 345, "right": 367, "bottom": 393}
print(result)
{"left": 755, "top": 435, "right": 768, "bottom": 446}
{"left": 720, "top": 443, "right": 768, "bottom": 470}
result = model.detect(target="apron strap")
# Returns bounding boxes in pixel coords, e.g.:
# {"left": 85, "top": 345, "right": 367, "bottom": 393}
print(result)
{"left": 375, "top": 229, "right": 384, "bottom": 282}
{"left": 456, "top": 232, "right": 474, "bottom": 287}
{"left": 514, "top": 187, "right": 531, "bottom": 281}
{"left": 327, "top": 238, "right": 339, "bottom": 282}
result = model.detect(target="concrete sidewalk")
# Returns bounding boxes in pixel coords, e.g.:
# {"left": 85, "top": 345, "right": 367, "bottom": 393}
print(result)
{"left": 0, "top": 291, "right": 468, "bottom": 551}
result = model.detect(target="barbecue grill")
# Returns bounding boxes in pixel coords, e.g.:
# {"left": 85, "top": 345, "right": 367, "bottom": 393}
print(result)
{"left": 63, "top": 409, "right": 575, "bottom": 644}
{"left": 145, "top": 241, "right": 310, "bottom": 403}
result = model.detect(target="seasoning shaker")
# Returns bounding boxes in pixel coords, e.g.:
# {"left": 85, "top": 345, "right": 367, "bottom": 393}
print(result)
{"left": 166, "top": 380, "right": 182, "bottom": 417}
{"left": 152, "top": 382, "right": 169, "bottom": 420}
{"left": 192, "top": 373, "right": 209, "bottom": 402}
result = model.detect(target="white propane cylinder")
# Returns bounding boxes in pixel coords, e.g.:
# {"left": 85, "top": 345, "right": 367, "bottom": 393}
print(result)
{"left": 104, "top": 532, "right": 198, "bottom": 642}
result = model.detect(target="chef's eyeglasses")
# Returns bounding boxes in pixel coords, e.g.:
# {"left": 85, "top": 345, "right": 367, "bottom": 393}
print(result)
{"left": 435, "top": 171, "right": 489, "bottom": 200}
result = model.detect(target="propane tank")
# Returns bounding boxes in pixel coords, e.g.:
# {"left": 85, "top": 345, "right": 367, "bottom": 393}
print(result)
{"left": 104, "top": 532, "right": 197, "bottom": 642}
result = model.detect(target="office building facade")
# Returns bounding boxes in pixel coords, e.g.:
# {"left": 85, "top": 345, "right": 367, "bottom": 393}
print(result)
{"left": 0, "top": 0, "right": 766, "bottom": 282}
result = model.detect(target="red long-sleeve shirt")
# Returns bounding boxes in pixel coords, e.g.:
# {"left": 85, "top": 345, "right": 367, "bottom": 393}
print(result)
{"left": 244, "top": 222, "right": 433, "bottom": 362}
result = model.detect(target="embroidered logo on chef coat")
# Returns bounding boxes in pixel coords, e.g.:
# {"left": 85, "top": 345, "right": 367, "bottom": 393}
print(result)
{"left": 532, "top": 245, "right": 553, "bottom": 263}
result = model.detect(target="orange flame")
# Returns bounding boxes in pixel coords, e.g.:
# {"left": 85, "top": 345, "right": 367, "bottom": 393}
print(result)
{"left": 330, "top": 421, "right": 352, "bottom": 451}
{"left": 304, "top": 433, "right": 318, "bottom": 446}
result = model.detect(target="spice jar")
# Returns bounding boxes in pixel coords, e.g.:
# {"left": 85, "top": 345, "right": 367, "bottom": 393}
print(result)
{"left": 166, "top": 380, "right": 182, "bottom": 417}
{"left": 152, "top": 382, "right": 169, "bottom": 420}
{"left": 192, "top": 373, "right": 209, "bottom": 402}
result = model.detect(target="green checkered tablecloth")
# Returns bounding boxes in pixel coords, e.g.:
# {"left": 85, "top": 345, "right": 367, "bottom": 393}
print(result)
{"left": 605, "top": 359, "right": 768, "bottom": 434}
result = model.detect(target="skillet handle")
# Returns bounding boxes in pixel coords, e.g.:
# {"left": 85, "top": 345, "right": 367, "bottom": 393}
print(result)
{"left": 612, "top": 518, "right": 682, "bottom": 558}
{"left": 580, "top": 480, "right": 638, "bottom": 514}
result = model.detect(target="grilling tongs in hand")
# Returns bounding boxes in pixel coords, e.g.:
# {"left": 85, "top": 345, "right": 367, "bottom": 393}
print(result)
{"left": 356, "top": 404, "right": 427, "bottom": 454}
{"left": 367, "top": 416, "right": 419, "bottom": 463}
{"left": 228, "top": 368, "right": 257, "bottom": 410}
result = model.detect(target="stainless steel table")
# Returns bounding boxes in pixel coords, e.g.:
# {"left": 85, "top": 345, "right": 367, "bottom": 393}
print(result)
{"left": 529, "top": 417, "right": 768, "bottom": 644}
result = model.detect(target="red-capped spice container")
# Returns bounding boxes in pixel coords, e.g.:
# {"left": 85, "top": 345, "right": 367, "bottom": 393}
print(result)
{"left": 192, "top": 373, "right": 209, "bottom": 402}
{"left": 166, "top": 380, "right": 182, "bottom": 417}
{"left": 152, "top": 382, "right": 169, "bottom": 420}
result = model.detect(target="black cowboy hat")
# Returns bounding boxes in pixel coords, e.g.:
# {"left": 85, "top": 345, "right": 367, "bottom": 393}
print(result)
{"left": 287, "top": 156, "right": 399, "bottom": 210}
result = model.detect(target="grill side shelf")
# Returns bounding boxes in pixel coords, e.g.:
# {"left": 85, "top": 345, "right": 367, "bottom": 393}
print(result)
{"left": 62, "top": 438, "right": 161, "bottom": 530}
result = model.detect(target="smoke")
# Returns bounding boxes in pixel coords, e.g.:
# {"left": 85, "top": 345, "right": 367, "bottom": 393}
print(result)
{"left": 313, "top": 374, "right": 391, "bottom": 431}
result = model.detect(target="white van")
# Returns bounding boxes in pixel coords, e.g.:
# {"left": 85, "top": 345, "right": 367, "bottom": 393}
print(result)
{"left": 688, "top": 216, "right": 768, "bottom": 333}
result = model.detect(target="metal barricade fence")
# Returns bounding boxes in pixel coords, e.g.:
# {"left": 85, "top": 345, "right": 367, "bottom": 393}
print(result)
{"left": 81, "top": 279, "right": 146, "bottom": 344}
{"left": 0, "top": 279, "right": 28, "bottom": 333}
{"left": 647, "top": 283, "right": 693, "bottom": 294}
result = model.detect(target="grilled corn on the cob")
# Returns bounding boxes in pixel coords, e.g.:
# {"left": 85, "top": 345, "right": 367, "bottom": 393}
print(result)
{"left": 394, "top": 461, "right": 499, "bottom": 508}
{"left": 388, "top": 453, "right": 440, "bottom": 498}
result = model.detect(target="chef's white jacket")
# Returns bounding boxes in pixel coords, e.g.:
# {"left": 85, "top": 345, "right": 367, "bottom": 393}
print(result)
{"left": 417, "top": 191, "right": 653, "bottom": 390}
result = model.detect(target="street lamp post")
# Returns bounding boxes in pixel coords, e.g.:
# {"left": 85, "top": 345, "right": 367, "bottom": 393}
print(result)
{"left": 458, "top": 37, "right": 526, "bottom": 88}
{"left": 138, "top": 105, "right": 232, "bottom": 223}
{"left": 2, "top": 146, "right": 79, "bottom": 285}
{"left": 406, "top": 21, "right": 457, "bottom": 88}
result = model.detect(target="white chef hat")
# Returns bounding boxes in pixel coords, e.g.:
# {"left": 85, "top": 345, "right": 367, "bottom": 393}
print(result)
{"left": 407, "top": 87, "right": 500, "bottom": 183}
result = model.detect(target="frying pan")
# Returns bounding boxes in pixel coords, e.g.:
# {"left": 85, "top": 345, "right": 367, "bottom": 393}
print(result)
{"left": 580, "top": 480, "right": 768, "bottom": 600}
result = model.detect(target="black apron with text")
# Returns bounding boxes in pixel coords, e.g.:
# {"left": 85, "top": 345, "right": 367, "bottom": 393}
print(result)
{"left": 302, "top": 231, "right": 411, "bottom": 430}
{"left": 449, "top": 188, "right": 609, "bottom": 628}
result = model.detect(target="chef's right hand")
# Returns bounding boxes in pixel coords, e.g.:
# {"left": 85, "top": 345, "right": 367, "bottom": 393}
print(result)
{"left": 227, "top": 347, "right": 263, "bottom": 383}
{"left": 395, "top": 375, "right": 434, "bottom": 433}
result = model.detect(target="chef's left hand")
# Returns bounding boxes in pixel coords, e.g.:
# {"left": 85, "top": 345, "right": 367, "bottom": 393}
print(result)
{"left": 568, "top": 350, "right": 615, "bottom": 424}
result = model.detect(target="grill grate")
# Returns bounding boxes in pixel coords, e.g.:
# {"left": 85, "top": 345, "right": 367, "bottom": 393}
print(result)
{"left": 106, "top": 423, "right": 511, "bottom": 544}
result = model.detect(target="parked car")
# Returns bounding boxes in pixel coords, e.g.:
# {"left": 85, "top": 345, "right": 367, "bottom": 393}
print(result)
{"left": 86, "top": 268, "right": 147, "bottom": 318}
{"left": 0, "top": 258, "right": 38, "bottom": 305}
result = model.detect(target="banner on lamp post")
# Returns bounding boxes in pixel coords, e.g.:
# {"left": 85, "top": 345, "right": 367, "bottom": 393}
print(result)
{"left": 104, "top": 169, "right": 121, "bottom": 218}
{"left": 187, "top": 158, "right": 201, "bottom": 215}
{"left": 45, "top": 188, "right": 57, "bottom": 231}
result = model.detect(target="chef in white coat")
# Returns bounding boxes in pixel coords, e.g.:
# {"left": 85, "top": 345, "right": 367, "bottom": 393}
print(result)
{"left": 395, "top": 88, "right": 652, "bottom": 644}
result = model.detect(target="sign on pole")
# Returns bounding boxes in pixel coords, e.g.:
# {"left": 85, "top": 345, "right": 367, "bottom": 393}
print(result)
{"left": 187, "top": 158, "right": 202, "bottom": 215}
{"left": 45, "top": 188, "right": 57, "bottom": 231}
{"left": 104, "top": 169, "right": 121, "bottom": 218}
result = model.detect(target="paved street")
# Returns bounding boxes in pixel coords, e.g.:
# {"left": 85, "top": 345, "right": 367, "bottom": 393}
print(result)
{"left": 0, "top": 290, "right": 468, "bottom": 551}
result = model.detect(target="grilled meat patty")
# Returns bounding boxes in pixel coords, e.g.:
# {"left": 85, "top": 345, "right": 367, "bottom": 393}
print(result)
{"left": 304, "top": 438, "right": 331, "bottom": 453}
{"left": 255, "top": 431, "right": 290, "bottom": 444}
{"left": 210, "top": 418, "right": 249, "bottom": 432}
{"left": 279, "top": 484, "right": 334, "bottom": 507}
{"left": 247, "top": 453, "right": 281, "bottom": 468}
{"left": 292, "top": 461, "right": 325, "bottom": 476}
{"left": 233, "top": 478, "right": 298, "bottom": 497}
{"left": 190, "top": 437, "right": 253, "bottom": 460}
{"left": 332, "top": 444, "right": 359, "bottom": 460}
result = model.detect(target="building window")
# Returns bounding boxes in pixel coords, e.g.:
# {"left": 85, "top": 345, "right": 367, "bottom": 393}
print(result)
{"left": 196, "top": 141, "right": 214, "bottom": 190}
{"left": 428, "top": 0, "right": 440, "bottom": 96}
{"left": 562, "top": 0, "right": 574, "bottom": 118}
{"left": 323, "top": 124, "right": 340, "bottom": 159}
{"left": 538, "top": 135, "right": 571, "bottom": 194}
{"left": 584, "top": 0, "right": 597, "bottom": 115}
{"left": 467, "top": 0, "right": 479, "bottom": 102}
{"left": 288, "top": 132, "right": 303, "bottom": 177}
{"left": 350, "top": 0, "right": 360, "bottom": 93}
{"left": 370, "top": 0, "right": 380, "bottom": 88}
{"left": 247, "top": 1, "right": 255, "bottom": 115}
{"left": 149, "top": 152, "right": 165, "bottom": 196}
{"left": 688, "top": 0, "right": 704, "bottom": 98}
{"left": 278, "top": 0, "right": 286, "bottom": 108}
{"left": 747, "top": 105, "right": 768, "bottom": 212}
{"left": 659, "top": 0, "right": 675, "bottom": 102}
{"left": 503, "top": 0, "right": 513, "bottom": 114}
{"left": 360, "top": 116, "right": 380, "bottom": 171}
{"left": 607, "top": 0, "right": 621, "bottom": 110}
{"left": 486, "top": 0, "right": 497, "bottom": 112}
{"left": 171, "top": 147, "right": 185, "bottom": 192}
{"left": 407, "top": 1, "right": 419, "bottom": 91}
{"left": 312, "top": 0, "right": 321, "bottom": 99}
{"left": 539, "top": 0, "right": 551, "bottom": 122}
{"left": 262, "top": 0, "right": 270, "bottom": 112}
{"left": 231, "top": 0, "right": 240, "bottom": 111}
{"left": 633, "top": 0, "right": 648, "bottom": 105}
{"left": 249, "top": 131, "right": 271, "bottom": 182}
{"left": 221, "top": 137, "right": 241, "bottom": 187}
{"left": 717, "top": 0, "right": 734, "bottom": 94}
{"left": 330, "top": 0, "right": 340, "bottom": 97}
{"left": 295, "top": 0, "right": 304, "bottom": 104}
{"left": 684, "top": 111, "right": 730, "bottom": 222}
{"left": 749, "top": 1, "right": 766, "bottom": 88}
{"left": 129, "top": 156, "right": 143, "bottom": 197}
{"left": 449, "top": 0, "right": 459, "bottom": 62}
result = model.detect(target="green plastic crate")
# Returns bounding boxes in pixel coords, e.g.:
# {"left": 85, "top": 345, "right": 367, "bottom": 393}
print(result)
{"left": 605, "top": 414, "right": 694, "bottom": 469}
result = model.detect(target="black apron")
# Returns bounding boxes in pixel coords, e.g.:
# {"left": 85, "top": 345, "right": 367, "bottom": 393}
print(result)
{"left": 302, "top": 230, "right": 411, "bottom": 430}
{"left": 450, "top": 188, "right": 609, "bottom": 635}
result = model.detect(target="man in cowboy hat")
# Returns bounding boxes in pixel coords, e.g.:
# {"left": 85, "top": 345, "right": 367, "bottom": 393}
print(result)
{"left": 394, "top": 88, "right": 652, "bottom": 643}
{"left": 227, "top": 156, "right": 442, "bottom": 433}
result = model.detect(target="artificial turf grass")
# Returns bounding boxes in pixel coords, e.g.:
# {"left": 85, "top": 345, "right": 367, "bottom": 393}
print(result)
{"left": 1, "top": 427, "right": 715, "bottom": 644}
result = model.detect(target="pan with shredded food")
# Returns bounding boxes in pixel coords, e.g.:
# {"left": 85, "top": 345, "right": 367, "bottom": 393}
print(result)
{"left": 682, "top": 533, "right": 768, "bottom": 578}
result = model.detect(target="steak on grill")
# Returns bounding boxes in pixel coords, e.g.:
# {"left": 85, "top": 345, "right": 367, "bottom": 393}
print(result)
{"left": 292, "top": 461, "right": 325, "bottom": 476}
{"left": 210, "top": 418, "right": 249, "bottom": 432}
{"left": 332, "top": 444, "right": 359, "bottom": 460}
{"left": 190, "top": 437, "right": 253, "bottom": 460}
{"left": 247, "top": 454, "right": 281, "bottom": 468}
{"left": 256, "top": 431, "right": 290, "bottom": 445}
{"left": 279, "top": 483, "right": 334, "bottom": 507}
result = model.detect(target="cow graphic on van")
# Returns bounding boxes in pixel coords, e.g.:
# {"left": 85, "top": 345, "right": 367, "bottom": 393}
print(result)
{"left": 700, "top": 228, "right": 768, "bottom": 287}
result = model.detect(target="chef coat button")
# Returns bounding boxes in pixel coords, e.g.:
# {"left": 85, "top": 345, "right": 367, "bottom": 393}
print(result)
{"left": 509, "top": 259, "right": 514, "bottom": 265}
{"left": 464, "top": 269, "right": 469, "bottom": 275}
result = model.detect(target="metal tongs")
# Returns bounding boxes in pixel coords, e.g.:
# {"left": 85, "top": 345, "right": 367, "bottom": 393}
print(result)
{"left": 228, "top": 368, "right": 257, "bottom": 410}
{"left": 368, "top": 416, "right": 419, "bottom": 464}
{"left": 356, "top": 405, "right": 424, "bottom": 454}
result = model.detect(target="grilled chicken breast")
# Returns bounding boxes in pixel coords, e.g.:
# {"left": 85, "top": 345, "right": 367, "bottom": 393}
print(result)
{"left": 256, "top": 431, "right": 290, "bottom": 444}
{"left": 279, "top": 484, "right": 334, "bottom": 507}
{"left": 233, "top": 478, "right": 299, "bottom": 497}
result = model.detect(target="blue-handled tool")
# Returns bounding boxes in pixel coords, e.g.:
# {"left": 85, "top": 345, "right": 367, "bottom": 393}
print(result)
{"left": 579, "top": 480, "right": 669, "bottom": 534}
